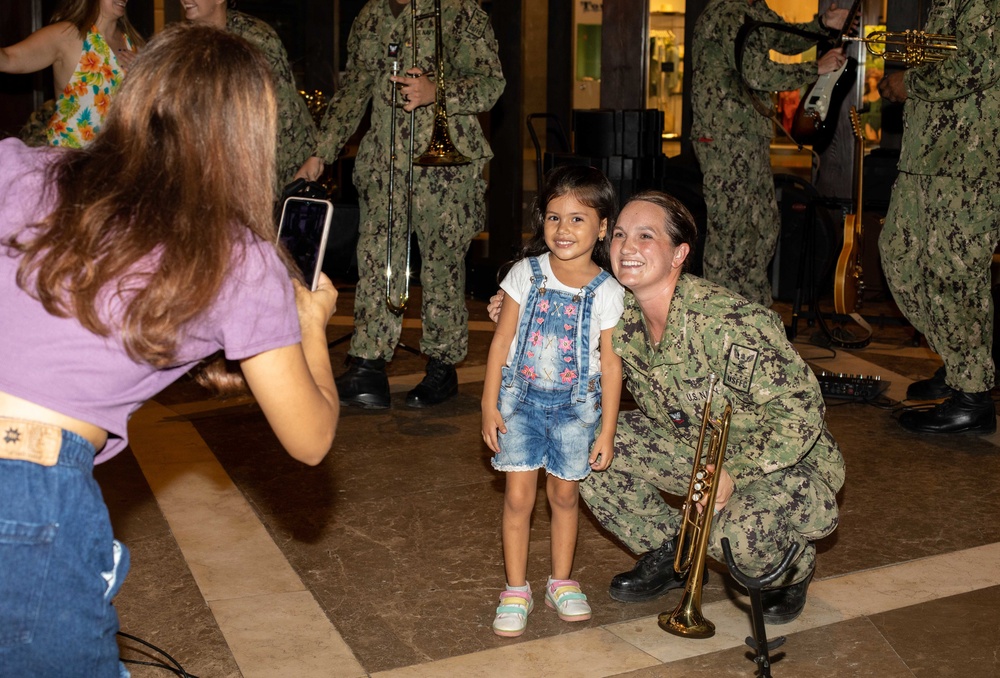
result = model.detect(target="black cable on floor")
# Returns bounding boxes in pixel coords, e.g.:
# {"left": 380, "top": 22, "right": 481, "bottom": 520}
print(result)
{"left": 117, "top": 631, "right": 199, "bottom": 678}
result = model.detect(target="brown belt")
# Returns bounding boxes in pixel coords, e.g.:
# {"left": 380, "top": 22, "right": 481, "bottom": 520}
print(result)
{"left": 0, "top": 417, "right": 63, "bottom": 466}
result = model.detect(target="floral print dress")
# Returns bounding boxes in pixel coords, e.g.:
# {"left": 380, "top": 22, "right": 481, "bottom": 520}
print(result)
{"left": 46, "top": 26, "right": 133, "bottom": 148}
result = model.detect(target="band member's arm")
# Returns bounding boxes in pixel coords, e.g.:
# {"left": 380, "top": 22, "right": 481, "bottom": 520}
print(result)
{"left": 313, "top": 11, "right": 378, "bottom": 166}
{"left": 442, "top": 1, "right": 505, "bottom": 115}
{"left": 903, "top": 1, "right": 1000, "bottom": 102}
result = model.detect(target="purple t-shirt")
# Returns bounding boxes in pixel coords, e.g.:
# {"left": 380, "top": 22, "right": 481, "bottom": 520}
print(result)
{"left": 0, "top": 138, "right": 301, "bottom": 463}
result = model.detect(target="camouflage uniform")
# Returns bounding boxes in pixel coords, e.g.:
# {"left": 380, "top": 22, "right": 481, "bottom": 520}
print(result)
{"left": 580, "top": 276, "right": 844, "bottom": 586}
{"left": 315, "top": 0, "right": 504, "bottom": 364}
{"left": 226, "top": 10, "right": 318, "bottom": 191}
{"left": 878, "top": 0, "right": 1000, "bottom": 393}
{"left": 691, "top": 0, "right": 827, "bottom": 307}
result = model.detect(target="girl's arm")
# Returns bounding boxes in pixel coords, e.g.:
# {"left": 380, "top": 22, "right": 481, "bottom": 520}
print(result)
{"left": 590, "top": 327, "right": 621, "bottom": 471}
{"left": 481, "top": 296, "right": 519, "bottom": 453}
{"left": 0, "top": 23, "right": 75, "bottom": 77}
{"left": 239, "top": 275, "right": 339, "bottom": 466}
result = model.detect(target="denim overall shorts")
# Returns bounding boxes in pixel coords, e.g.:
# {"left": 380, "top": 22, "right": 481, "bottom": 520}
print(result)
{"left": 491, "top": 257, "right": 610, "bottom": 481}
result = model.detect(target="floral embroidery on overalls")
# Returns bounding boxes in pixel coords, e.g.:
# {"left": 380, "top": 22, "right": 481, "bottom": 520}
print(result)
{"left": 508, "top": 257, "right": 610, "bottom": 400}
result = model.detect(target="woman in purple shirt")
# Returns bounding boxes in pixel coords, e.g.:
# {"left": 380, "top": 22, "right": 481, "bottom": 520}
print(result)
{"left": 0, "top": 24, "right": 339, "bottom": 675}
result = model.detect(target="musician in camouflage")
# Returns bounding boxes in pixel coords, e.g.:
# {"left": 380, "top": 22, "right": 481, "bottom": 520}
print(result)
{"left": 579, "top": 191, "right": 844, "bottom": 624}
{"left": 180, "top": 1, "right": 318, "bottom": 191}
{"left": 691, "top": 0, "right": 850, "bottom": 306}
{"left": 298, "top": 0, "right": 504, "bottom": 409}
{"left": 877, "top": 0, "right": 1000, "bottom": 435}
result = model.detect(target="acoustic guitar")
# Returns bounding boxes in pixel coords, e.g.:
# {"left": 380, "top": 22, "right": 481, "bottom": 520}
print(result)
{"left": 833, "top": 107, "right": 866, "bottom": 315}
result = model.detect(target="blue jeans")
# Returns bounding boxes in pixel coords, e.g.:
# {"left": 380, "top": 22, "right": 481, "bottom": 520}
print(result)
{"left": 0, "top": 420, "right": 130, "bottom": 677}
{"left": 492, "top": 375, "right": 603, "bottom": 481}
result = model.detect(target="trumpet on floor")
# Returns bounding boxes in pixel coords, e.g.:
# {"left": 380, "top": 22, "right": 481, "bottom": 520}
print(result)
{"left": 658, "top": 375, "right": 733, "bottom": 639}
{"left": 843, "top": 30, "right": 956, "bottom": 67}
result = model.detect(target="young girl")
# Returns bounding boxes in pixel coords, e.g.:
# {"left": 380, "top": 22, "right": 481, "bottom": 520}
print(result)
{"left": 481, "top": 165, "right": 624, "bottom": 638}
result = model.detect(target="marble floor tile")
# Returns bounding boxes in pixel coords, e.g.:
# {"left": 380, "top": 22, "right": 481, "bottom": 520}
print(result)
{"left": 95, "top": 295, "right": 1000, "bottom": 677}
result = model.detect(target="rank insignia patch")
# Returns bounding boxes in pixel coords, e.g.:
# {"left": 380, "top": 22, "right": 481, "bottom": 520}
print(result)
{"left": 467, "top": 9, "right": 488, "bottom": 38}
{"left": 724, "top": 343, "right": 758, "bottom": 393}
{"left": 387, "top": 42, "right": 401, "bottom": 58}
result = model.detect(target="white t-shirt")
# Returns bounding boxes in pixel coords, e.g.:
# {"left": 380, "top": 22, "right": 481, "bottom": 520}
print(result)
{"left": 499, "top": 252, "right": 624, "bottom": 377}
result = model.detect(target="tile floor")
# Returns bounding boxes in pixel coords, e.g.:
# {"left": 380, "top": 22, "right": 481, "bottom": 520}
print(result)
{"left": 94, "top": 290, "right": 1000, "bottom": 678}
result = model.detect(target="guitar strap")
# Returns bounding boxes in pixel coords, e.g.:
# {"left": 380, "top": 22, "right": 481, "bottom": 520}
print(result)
{"left": 735, "top": 16, "right": 834, "bottom": 121}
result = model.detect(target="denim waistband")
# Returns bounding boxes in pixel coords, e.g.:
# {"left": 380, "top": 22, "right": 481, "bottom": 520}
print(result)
{"left": 0, "top": 417, "right": 96, "bottom": 470}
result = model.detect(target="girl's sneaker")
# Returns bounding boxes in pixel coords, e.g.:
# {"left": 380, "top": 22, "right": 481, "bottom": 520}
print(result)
{"left": 545, "top": 578, "right": 592, "bottom": 622}
{"left": 492, "top": 585, "right": 533, "bottom": 637}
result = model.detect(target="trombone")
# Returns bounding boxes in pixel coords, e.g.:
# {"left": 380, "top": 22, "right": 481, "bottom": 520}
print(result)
{"left": 659, "top": 375, "right": 732, "bottom": 639}
{"left": 843, "top": 30, "right": 957, "bottom": 67}
{"left": 385, "top": 0, "right": 470, "bottom": 316}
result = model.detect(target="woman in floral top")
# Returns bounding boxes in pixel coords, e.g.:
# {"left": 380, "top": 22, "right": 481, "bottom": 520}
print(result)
{"left": 0, "top": 0, "right": 145, "bottom": 148}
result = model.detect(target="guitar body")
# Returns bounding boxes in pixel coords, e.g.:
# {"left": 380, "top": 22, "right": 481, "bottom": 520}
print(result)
{"left": 833, "top": 107, "right": 867, "bottom": 316}
{"left": 833, "top": 212, "right": 862, "bottom": 314}
{"left": 790, "top": 57, "right": 858, "bottom": 152}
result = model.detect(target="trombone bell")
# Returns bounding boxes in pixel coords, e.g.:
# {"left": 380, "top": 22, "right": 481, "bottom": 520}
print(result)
{"left": 416, "top": 114, "right": 470, "bottom": 166}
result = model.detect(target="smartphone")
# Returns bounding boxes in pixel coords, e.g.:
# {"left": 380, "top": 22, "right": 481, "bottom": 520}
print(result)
{"left": 276, "top": 196, "right": 334, "bottom": 291}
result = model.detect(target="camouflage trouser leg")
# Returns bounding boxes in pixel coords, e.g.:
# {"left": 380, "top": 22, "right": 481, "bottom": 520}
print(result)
{"left": 411, "top": 161, "right": 486, "bottom": 364}
{"left": 695, "top": 137, "right": 779, "bottom": 307}
{"left": 581, "top": 410, "right": 839, "bottom": 587}
{"left": 352, "top": 160, "right": 486, "bottom": 363}
{"left": 879, "top": 173, "right": 1000, "bottom": 392}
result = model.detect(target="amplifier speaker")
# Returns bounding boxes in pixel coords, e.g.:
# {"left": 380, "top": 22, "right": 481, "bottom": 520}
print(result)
{"left": 770, "top": 174, "right": 837, "bottom": 303}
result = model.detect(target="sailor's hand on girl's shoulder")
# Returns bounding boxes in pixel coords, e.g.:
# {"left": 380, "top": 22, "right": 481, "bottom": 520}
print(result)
{"left": 589, "top": 433, "right": 615, "bottom": 471}
{"left": 481, "top": 406, "right": 506, "bottom": 453}
{"left": 116, "top": 47, "right": 138, "bottom": 70}
{"left": 487, "top": 290, "right": 505, "bottom": 324}
{"left": 293, "top": 273, "right": 338, "bottom": 329}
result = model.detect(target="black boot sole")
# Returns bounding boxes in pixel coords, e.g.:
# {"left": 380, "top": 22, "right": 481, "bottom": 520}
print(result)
{"left": 340, "top": 393, "right": 390, "bottom": 409}
{"left": 404, "top": 388, "right": 458, "bottom": 408}
{"left": 608, "top": 569, "right": 703, "bottom": 603}
{"left": 608, "top": 581, "right": 681, "bottom": 603}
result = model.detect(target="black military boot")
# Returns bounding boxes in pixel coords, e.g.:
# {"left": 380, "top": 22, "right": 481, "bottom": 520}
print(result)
{"left": 899, "top": 390, "right": 996, "bottom": 435}
{"left": 609, "top": 538, "right": 702, "bottom": 603}
{"left": 761, "top": 569, "right": 813, "bottom": 625}
{"left": 906, "top": 366, "right": 955, "bottom": 400}
{"left": 335, "top": 357, "right": 390, "bottom": 409}
{"left": 405, "top": 358, "right": 458, "bottom": 408}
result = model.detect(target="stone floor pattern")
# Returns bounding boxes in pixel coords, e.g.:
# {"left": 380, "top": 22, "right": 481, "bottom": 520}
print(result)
{"left": 96, "top": 291, "right": 1000, "bottom": 678}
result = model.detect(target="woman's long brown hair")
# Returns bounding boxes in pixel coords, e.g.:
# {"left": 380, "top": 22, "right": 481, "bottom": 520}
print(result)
{"left": 9, "top": 23, "right": 279, "bottom": 369}
{"left": 51, "top": 0, "right": 147, "bottom": 47}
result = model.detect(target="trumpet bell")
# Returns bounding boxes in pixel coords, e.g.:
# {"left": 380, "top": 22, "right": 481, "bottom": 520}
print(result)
{"left": 658, "top": 603, "right": 716, "bottom": 639}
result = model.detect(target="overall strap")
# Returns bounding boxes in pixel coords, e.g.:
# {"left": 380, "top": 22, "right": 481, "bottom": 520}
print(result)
{"left": 572, "top": 269, "right": 611, "bottom": 401}
{"left": 505, "top": 257, "right": 547, "bottom": 386}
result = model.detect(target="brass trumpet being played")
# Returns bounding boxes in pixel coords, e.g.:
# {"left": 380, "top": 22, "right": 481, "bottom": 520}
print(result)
{"left": 843, "top": 30, "right": 957, "bottom": 67}
{"left": 658, "top": 375, "right": 733, "bottom": 639}
{"left": 384, "top": 0, "right": 469, "bottom": 316}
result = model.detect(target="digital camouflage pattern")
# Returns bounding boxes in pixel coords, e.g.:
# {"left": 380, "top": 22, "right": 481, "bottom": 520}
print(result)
{"left": 880, "top": 175, "right": 1000, "bottom": 392}
{"left": 897, "top": 0, "right": 1000, "bottom": 184}
{"left": 226, "top": 10, "right": 318, "bottom": 191}
{"left": 693, "top": 137, "right": 778, "bottom": 307}
{"left": 315, "top": 0, "right": 504, "bottom": 363}
{"left": 879, "top": 0, "right": 1000, "bottom": 393}
{"left": 691, "top": 0, "right": 827, "bottom": 306}
{"left": 580, "top": 275, "right": 844, "bottom": 586}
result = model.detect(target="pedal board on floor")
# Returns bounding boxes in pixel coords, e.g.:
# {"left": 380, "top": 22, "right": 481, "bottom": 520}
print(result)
{"left": 815, "top": 371, "right": 890, "bottom": 401}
